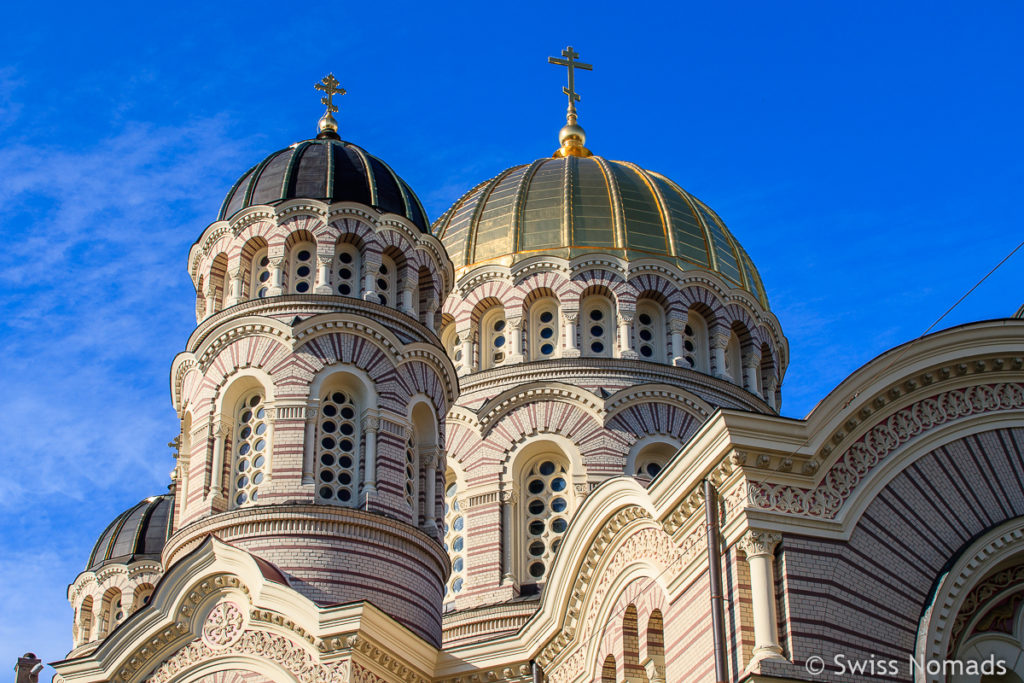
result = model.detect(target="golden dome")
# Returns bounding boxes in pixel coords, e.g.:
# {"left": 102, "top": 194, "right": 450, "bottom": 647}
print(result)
{"left": 433, "top": 156, "right": 769, "bottom": 307}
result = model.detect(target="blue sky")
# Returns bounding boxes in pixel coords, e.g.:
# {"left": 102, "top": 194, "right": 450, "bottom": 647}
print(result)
{"left": 0, "top": 0, "right": 1021, "bottom": 668}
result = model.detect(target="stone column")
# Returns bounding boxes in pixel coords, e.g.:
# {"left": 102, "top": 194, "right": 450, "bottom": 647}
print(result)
{"left": 501, "top": 489, "right": 517, "bottom": 584}
{"left": 457, "top": 324, "right": 474, "bottom": 373}
{"left": 315, "top": 255, "right": 333, "bottom": 294}
{"left": 423, "top": 298, "right": 438, "bottom": 332}
{"left": 506, "top": 317, "right": 524, "bottom": 363}
{"left": 400, "top": 286, "right": 416, "bottom": 315}
{"left": 227, "top": 267, "right": 245, "bottom": 307}
{"left": 208, "top": 418, "right": 233, "bottom": 501}
{"left": 618, "top": 312, "right": 638, "bottom": 359}
{"left": 710, "top": 331, "right": 730, "bottom": 380}
{"left": 765, "top": 376, "right": 779, "bottom": 411}
{"left": 302, "top": 407, "right": 318, "bottom": 485}
{"left": 670, "top": 319, "right": 686, "bottom": 366}
{"left": 362, "top": 415, "right": 379, "bottom": 496}
{"left": 204, "top": 282, "right": 217, "bottom": 317}
{"left": 267, "top": 256, "right": 286, "bottom": 296}
{"left": 739, "top": 529, "right": 787, "bottom": 668}
{"left": 562, "top": 311, "right": 580, "bottom": 358}
{"left": 362, "top": 257, "right": 381, "bottom": 304}
{"left": 743, "top": 351, "right": 762, "bottom": 394}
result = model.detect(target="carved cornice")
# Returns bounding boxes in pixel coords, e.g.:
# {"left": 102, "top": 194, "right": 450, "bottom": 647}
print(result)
{"left": 748, "top": 382, "right": 1024, "bottom": 518}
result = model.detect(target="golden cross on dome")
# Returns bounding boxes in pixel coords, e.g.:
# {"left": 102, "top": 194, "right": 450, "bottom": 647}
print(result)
{"left": 315, "top": 73, "right": 345, "bottom": 114}
{"left": 548, "top": 46, "right": 592, "bottom": 122}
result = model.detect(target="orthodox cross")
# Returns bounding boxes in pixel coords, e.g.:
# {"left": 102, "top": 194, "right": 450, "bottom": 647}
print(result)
{"left": 548, "top": 46, "right": 592, "bottom": 122}
{"left": 315, "top": 73, "right": 346, "bottom": 114}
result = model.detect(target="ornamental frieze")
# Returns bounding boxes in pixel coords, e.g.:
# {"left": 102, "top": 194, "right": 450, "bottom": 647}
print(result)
{"left": 747, "top": 383, "right": 1024, "bottom": 518}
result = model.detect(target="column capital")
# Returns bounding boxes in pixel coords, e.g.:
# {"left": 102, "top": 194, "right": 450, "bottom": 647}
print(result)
{"left": 562, "top": 310, "right": 579, "bottom": 324}
{"left": 739, "top": 529, "right": 782, "bottom": 558}
{"left": 710, "top": 332, "right": 731, "bottom": 350}
{"left": 669, "top": 318, "right": 688, "bottom": 334}
{"left": 500, "top": 489, "right": 518, "bottom": 505}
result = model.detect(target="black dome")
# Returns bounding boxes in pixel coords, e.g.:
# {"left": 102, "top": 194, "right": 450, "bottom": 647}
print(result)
{"left": 86, "top": 495, "right": 172, "bottom": 572}
{"left": 219, "top": 138, "right": 430, "bottom": 232}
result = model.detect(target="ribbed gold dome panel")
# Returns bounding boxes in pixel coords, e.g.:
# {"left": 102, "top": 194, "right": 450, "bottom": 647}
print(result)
{"left": 433, "top": 156, "right": 769, "bottom": 307}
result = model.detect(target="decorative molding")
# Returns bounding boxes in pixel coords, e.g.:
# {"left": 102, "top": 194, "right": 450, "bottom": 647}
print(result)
{"left": 738, "top": 530, "right": 781, "bottom": 558}
{"left": 748, "top": 382, "right": 1024, "bottom": 518}
{"left": 201, "top": 601, "right": 245, "bottom": 649}
{"left": 144, "top": 630, "right": 346, "bottom": 683}
{"left": 948, "top": 563, "right": 1024, "bottom": 656}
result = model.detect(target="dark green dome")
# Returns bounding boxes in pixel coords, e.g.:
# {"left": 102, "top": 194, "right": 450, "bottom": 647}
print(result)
{"left": 219, "top": 138, "right": 430, "bottom": 232}
{"left": 86, "top": 495, "right": 172, "bottom": 572}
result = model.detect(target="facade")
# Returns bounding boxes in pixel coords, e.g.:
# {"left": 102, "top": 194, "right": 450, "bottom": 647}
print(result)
{"left": 51, "top": 69, "right": 1024, "bottom": 683}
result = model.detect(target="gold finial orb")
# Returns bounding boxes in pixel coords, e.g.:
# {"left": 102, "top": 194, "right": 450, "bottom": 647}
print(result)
{"left": 318, "top": 112, "right": 339, "bottom": 136}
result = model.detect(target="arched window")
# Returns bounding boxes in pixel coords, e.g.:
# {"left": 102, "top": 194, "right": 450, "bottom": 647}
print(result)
{"left": 249, "top": 248, "right": 271, "bottom": 299}
{"left": 725, "top": 330, "right": 742, "bottom": 385}
{"left": 232, "top": 392, "right": 268, "bottom": 507}
{"left": 315, "top": 388, "right": 360, "bottom": 506}
{"left": 529, "top": 298, "right": 560, "bottom": 360}
{"left": 99, "top": 588, "right": 123, "bottom": 638}
{"left": 632, "top": 441, "right": 676, "bottom": 481}
{"left": 78, "top": 596, "right": 94, "bottom": 644}
{"left": 684, "top": 310, "right": 709, "bottom": 372}
{"left": 441, "top": 325, "right": 464, "bottom": 374}
{"left": 133, "top": 584, "right": 154, "bottom": 613}
{"left": 334, "top": 242, "right": 360, "bottom": 297}
{"left": 635, "top": 300, "right": 666, "bottom": 362}
{"left": 289, "top": 241, "right": 316, "bottom": 294}
{"left": 480, "top": 307, "right": 507, "bottom": 370}
{"left": 376, "top": 255, "right": 397, "bottom": 307}
{"left": 645, "top": 609, "right": 666, "bottom": 681}
{"left": 443, "top": 470, "right": 465, "bottom": 606}
{"left": 209, "top": 254, "right": 229, "bottom": 313}
{"left": 581, "top": 295, "right": 613, "bottom": 357}
{"left": 623, "top": 604, "right": 642, "bottom": 680}
{"left": 405, "top": 431, "right": 418, "bottom": 522}
{"left": 522, "top": 456, "right": 572, "bottom": 584}
{"left": 601, "top": 655, "right": 616, "bottom": 683}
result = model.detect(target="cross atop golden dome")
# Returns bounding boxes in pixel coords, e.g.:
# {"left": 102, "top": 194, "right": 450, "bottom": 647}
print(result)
{"left": 548, "top": 46, "right": 593, "bottom": 158}
{"left": 315, "top": 73, "right": 346, "bottom": 140}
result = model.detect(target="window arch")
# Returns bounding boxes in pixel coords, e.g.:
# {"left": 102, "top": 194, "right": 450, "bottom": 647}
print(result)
{"left": 99, "top": 587, "right": 123, "bottom": 638}
{"left": 443, "top": 469, "right": 466, "bottom": 607}
{"left": 209, "top": 253, "right": 229, "bottom": 313}
{"left": 231, "top": 391, "right": 268, "bottom": 507}
{"left": 315, "top": 384, "right": 361, "bottom": 506}
{"left": 249, "top": 247, "right": 271, "bottom": 299}
{"left": 581, "top": 295, "right": 613, "bottom": 357}
{"left": 376, "top": 254, "right": 397, "bottom": 307}
{"left": 684, "top": 309, "right": 710, "bottom": 372}
{"left": 133, "top": 584, "right": 154, "bottom": 613}
{"left": 333, "top": 242, "right": 361, "bottom": 297}
{"left": 289, "top": 240, "right": 316, "bottom": 294}
{"left": 528, "top": 297, "right": 560, "bottom": 360}
{"left": 631, "top": 441, "right": 676, "bottom": 481}
{"left": 635, "top": 300, "right": 667, "bottom": 362}
{"left": 645, "top": 609, "right": 666, "bottom": 681}
{"left": 78, "top": 596, "right": 94, "bottom": 644}
{"left": 623, "top": 604, "right": 642, "bottom": 681}
{"left": 521, "top": 453, "right": 573, "bottom": 584}
{"left": 479, "top": 307, "right": 507, "bottom": 370}
{"left": 601, "top": 655, "right": 616, "bottom": 682}
{"left": 441, "top": 324, "right": 464, "bottom": 374}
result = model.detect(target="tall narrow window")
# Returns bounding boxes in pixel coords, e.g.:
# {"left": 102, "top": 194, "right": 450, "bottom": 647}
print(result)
{"left": 685, "top": 311, "right": 710, "bottom": 372}
{"left": 480, "top": 308, "right": 507, "bottom": 370}
{"left": 232, "top": 392, "right": 268, "bottom": 507}
{"left": 376, "top": 255, "right": 397, "bottom": 307}
{"left": 443, "top": 473, "right": 465, "bottom": 605}
{"left": 623, "top": 604, "right": 642, "bottom": 680}
{"left": 635, "top": 301, "right": 666, "bottom": 361}
{"left": 601, "top": 655, "right": 616, "bottom": 683}
{"left": 646, "top": 609, "right": 666, "bottom": 680}
{"left": 581, "top": 295, "right": 613, "bottom": 357}
{"left": 133, "top": 584, "right": 154, "bottom": 613}
{"left": 290, "top": 241, "right": 316, "bottom": 294}
{"left": 441, "top": 325, "right": 464, "bottom": 374}
{"left": 250, "top": 248, "right": 271, "bottom": 299}
{"left": 100, "top": 588, "right": 123, "bottom": 638}
{"left": 523, "top": 457, "right": 572, "bottom": 583}
{"left": 78, "top": 596, "right": 94, "bottom": 643}
{"left": 405, "top": 433, "right": 418, "bottom": 522}
{"left": 315, "top": 389, "right": 359, "bottom": 505}
{"left": 334, "top": 243, "right": 360, "bottom": 296}
{"left": 529, "top": 298, "right": 560, "bottom": 360}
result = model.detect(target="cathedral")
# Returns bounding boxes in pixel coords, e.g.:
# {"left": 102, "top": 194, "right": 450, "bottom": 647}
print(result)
{"left": 49, "top": 55, "right": 1024, "bottom": 683}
